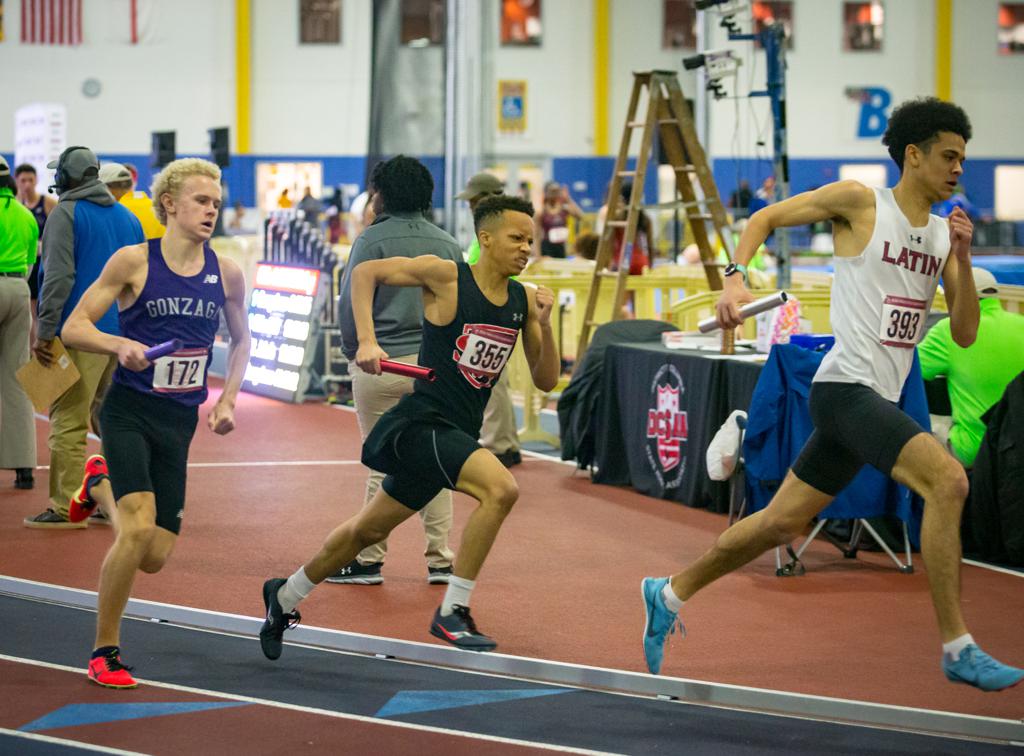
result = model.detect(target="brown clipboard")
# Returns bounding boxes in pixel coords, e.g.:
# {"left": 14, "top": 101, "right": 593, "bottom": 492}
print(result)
{"left": 16, "top": 337, "right": 82, "bottom": 413}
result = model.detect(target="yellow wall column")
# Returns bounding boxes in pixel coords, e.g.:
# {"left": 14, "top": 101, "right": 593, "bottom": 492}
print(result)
{"left": 235, "top": 0, "right": 252, "bottom": 154}
{"left": 593, "top": 0, "right": 610, "bottom": 155}
{"left": 935, "top": 0, "right": 952, "bottom": 101}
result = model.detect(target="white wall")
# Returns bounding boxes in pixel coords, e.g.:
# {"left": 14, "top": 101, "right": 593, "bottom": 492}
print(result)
{"left": 953, "top": 0, "right": 1024, "bottom": 157}
{"left": 704, "top": 0, "right": 936, "bottom": 160}
{"left": 1, "top": 0, "right": 1021, "bottom": 163}
{"left": 610, "top": 0, "right": 701, "bottom": 153}
{"left": 0, "top": 0, "right": 233, "bottom": 155}
{"left": 491, "top": 0, "right": 595, "bottom": 156}
{"left": 251, "top": 0, "right": 371, "bottom": 155}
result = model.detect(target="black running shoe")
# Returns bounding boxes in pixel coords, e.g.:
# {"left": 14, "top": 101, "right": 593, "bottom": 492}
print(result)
{"left": 325, "top": 559, "right": 383, "bottom": 585}
{"left": 429, "top": 605, "right": 497, "bottom": 651}
{"left": 259, "top": 578, "right": 301, "bottom": 660}
{"left": 427, "top": 565, "right": 453, "bottom": 585}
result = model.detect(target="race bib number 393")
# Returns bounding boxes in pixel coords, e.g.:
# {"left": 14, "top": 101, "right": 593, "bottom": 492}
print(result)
{"left": 878, "top": 295, "right": 926, "bottom": 348}
{"left": 152, "top": 348, "right": 208, "bottom": 393}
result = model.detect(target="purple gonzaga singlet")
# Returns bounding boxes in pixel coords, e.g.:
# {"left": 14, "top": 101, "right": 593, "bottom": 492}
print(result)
{"left": 114, "top": 238, "right": 225, "bottom": 406}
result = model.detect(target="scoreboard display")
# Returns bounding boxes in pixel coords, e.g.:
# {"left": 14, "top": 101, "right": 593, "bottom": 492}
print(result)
{"left": 242, "top": 263, "right": 324, "bottom": 403}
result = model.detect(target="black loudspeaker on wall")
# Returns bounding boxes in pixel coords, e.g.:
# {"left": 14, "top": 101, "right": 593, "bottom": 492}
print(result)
{"left": 209, "top": 127, "right": 230, "bottom": 168}
{"left": 151, "top": 131, "right": 176, "bottom": 169}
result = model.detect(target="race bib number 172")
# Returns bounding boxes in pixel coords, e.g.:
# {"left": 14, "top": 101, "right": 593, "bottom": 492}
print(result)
{"left": 152, "top": 348, "right": 208, "bottom": 393}
{"left": 878, "top": 295, "right": 925, "bottom": 348}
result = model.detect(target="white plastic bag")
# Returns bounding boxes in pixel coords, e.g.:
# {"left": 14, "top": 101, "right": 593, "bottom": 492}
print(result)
{"left": 706, "top": 410, "right": 748, "bottom": 481}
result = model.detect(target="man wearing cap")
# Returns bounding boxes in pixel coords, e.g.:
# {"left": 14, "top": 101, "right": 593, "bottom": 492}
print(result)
{"left": 919, "top": 267, "right": 1024, "bottom": 466}
{"left": 102, "top": 162, "right": 165, "bottom": 240}
{"left": 458, "top": 173, "right": 523, "bottom": 468}
{"left": 26, "top": 146, "right": 144, "bottom": 528}
{"left": 0, "top": 156, "right": 40, "bottom": 490}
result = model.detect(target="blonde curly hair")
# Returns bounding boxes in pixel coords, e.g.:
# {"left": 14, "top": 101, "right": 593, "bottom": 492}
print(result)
{"left": 151, "top": 158, "right": 221, "bottom": 225}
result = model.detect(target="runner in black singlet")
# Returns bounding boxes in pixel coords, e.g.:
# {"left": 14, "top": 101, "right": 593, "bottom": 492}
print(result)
{"left": 260, "top": 195, "right": 561, "bottom": 657}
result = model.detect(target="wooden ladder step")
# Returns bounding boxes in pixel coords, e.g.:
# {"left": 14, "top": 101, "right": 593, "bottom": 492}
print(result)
{"left": 617, "top": 170, "right": 638, "bottom": 178}
{"left": 642, "top": 199, "right": 707, "bottom": 211}
{"left": 605, "top": 220, "right": 628, "bottom": 228}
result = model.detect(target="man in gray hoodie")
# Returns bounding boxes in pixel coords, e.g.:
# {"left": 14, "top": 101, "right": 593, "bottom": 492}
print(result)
{"left": 26, "top": 146, "right": 144, "bottom": 528}
{"left": 330, "top": 155, "right": 462, "bottom": 585}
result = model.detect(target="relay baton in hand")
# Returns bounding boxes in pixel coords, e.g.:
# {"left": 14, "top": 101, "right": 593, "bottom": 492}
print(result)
{"left": 698, "top": 291, "right": 790, "bottom": 334}
{"left": 379, "top": 359, "right": 436, "bottom": 382}
{"left": 143, "top": 339, "right": 183, "bottom": 361}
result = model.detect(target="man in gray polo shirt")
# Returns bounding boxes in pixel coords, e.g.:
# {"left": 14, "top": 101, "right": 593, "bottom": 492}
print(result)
{"left": 332, "top": 155, "right": 462, "bottom": 585}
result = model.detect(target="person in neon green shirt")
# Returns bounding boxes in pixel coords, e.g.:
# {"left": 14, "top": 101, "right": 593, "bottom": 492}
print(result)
{"left": 0, "top": 156, "right": 40, "bottom": 489}
{"left": 919, "top": 267, "right": 1024, "bottom": 466}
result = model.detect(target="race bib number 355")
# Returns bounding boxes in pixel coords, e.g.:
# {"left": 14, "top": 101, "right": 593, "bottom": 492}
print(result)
{"left": 153, "top": 348, "right": 208, "bottom": 393}
{"left": 879, "top": 295, "right": 926, "bottom": 348}
{"left": 454, "top": 323, "right": 519, "bottom": 389}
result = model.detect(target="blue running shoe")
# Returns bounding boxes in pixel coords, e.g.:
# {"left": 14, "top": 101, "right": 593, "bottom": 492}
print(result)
{"left": 943, "top": 645, "right": 1024, "bottom": 692}
{"left": 641, "top": 577, "right": 685, "bottom": 675}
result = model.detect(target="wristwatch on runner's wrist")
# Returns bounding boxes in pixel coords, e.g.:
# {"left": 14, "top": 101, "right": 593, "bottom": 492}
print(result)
{"left": 723, "top": 262, "right": 748, "bottom": 283}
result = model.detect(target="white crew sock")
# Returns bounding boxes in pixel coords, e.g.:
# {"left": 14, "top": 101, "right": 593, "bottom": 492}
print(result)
{"left": 943, "top": 633, "right": 975, "bottom": 661}
{"left": 277, "top": 567, "right": 316, "bottom": 614}
{"left": 441, "top": 576, "right": 475, "bottom": 616}
{"left": 661, "top": 582, "right": 685, "bottom": 613}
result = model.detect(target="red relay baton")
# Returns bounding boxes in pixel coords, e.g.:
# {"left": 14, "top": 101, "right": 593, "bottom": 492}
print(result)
{"left": 379, "top": 359, "right": 436, "bottom": 382}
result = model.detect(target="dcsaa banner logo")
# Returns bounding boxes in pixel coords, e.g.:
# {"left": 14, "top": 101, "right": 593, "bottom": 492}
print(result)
{"left": 645, "top": 364, "right": 688, "bottom": 489}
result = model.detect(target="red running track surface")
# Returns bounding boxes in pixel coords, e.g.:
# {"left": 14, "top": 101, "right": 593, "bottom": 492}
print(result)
{"left": 3, "top": 384, "right": 1022, "bottom": 722}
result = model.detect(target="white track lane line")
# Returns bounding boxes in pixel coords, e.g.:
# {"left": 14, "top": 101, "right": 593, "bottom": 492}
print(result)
{"left": 0, "top": 654, "right": 617, "bottom": 756}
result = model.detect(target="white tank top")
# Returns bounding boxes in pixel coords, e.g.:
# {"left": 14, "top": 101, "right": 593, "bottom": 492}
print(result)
{"left": 814, "top": 187, "right": 950, "bottom": 401}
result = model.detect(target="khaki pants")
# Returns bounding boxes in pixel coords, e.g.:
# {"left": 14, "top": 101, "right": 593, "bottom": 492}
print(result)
{"left": 0, "top": 277, "right": 36, "bottom": 470}
{"left": 480, "top": 369, "right": 520, "bottom": 454}
{"left": 351, "top": 353, "right": 454, "bottom": 568}
{"left": 48, "top": 349, "right": 115, "bottom": 516}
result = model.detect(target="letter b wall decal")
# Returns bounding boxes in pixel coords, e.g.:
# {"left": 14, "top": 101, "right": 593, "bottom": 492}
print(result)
{"left": 845, "top": 86, "right": 893, "bottom": 138}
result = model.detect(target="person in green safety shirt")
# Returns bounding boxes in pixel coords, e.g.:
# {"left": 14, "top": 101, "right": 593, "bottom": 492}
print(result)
{"left": 0, "top": 156, "right": 40, "bottom": 490}
{"left": 918, "top": 267, "right": 1024, "bottom": 466}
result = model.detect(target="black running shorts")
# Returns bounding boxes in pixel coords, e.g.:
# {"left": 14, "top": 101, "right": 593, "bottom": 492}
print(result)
{"left": 362, "top": 404, "right": 480, "bottom": 511}
{"left": 791, "top": 381, "right": 926, "bottom": 496}
{"left": 99, "top": 382, "right": 199, "bottom": 534}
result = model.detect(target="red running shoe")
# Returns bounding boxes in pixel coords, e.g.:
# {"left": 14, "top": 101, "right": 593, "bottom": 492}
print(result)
{"left": 69, "top": 455, "right": 109, "bottom": 524}
{"left": 88, "top": 647, "right": 137, "bottom": 689}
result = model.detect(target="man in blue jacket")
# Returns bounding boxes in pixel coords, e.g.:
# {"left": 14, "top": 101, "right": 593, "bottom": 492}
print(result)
{"left": 26, "top": 146, "right": 144, "bottom": 528}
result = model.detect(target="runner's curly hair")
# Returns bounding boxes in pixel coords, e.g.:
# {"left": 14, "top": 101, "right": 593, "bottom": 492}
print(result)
{"left": 370, "top": 155, "right": 434, "bottom": 215}
{"left": 882, "top": 97, "right": 972, "bottom": 173}
{"left": 151, "top": 158, "right": 221, "bottom": 224}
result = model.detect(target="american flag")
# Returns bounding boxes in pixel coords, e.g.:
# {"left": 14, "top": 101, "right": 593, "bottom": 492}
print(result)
{"left": 21, "top": 0, "right": 83, "bottom": 46}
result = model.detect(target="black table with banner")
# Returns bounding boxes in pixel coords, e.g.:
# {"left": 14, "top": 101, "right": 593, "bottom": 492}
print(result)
{"left": 593, "top": 342, "right": 930, "bottom": 549}
{"left": 593, "top": 343, "right": 764, "bottom": 514}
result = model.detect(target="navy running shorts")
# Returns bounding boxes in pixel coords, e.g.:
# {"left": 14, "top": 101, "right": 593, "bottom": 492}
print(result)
{"left": 99, "top": 382, "right": 198, "bottom": 534}
{"left": 791, "top": 381, "right": 926, "bottom": 496}
{"left": 362, "top": 405, "right": 480, "bottom": 511}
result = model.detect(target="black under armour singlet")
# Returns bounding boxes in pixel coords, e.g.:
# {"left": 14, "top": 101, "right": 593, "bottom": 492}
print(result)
{"left": 411, "top": 262, "right": 528, "bottom": 435}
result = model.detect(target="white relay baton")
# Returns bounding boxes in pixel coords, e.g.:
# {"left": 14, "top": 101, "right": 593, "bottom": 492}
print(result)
{"left": 698, "top": 291, "right": 790, "bottom": 333}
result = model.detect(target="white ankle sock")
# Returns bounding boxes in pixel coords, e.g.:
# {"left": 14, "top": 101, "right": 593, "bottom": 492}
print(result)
{"left": 278, "top": 567, "right": 316, "bottom": 614}
{"left": 661, "top": 582, "right": 685, "bottom": 612}
{"left": 441, "top": 576, "right": 475, "bottom": 616}
{"left": 943, "top": 633, "right": 974, "bottom": 661}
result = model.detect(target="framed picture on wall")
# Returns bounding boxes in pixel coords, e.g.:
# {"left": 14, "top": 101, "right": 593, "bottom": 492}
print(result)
{"left": 299, "top": 0, "right": 341, "bottom": 45}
